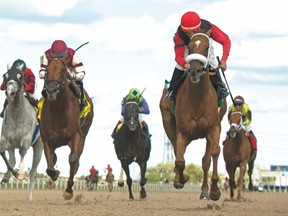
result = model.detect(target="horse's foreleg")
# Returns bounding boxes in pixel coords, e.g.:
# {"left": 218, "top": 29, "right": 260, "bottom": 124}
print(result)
{"left": 227, "top": 167, "right": 235, "bottom": 199}
{"left": 237, "top": 161, "right": 248, "bottom": 200}
{"left": 44, "top": 142, "right": 59, "bottom": 181}
{"left": 18, "top": 146, "right": 29, "bottom": 180}
{"left": 123, "top": 165, "right": 134, "bottom": 200}
{"left": 247, "top": 159, "right": 255, "bottom": 191}
{"left": 174, "top": 134, "right": 189, "bottom": 189}
{"left": 0, "top": 151, "right": 18, "bottom": 181}
{"left": 118, "top": 168, "right": 125, "bottom": 187}
{"left": 27, "top": 139, "right": 43, "bottom": 201}
{"left": 206, "top": 134, "right": 221, "bottom": 201}
{"left": 63, "top": 136, "right": 83, "bottom": 201}
{"left": 138, "top": 161, "right": 147, "bottom": 199}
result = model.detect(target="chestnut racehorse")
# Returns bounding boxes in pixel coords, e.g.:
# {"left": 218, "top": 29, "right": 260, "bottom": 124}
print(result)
{"left": 159, "top": 29, "right": 227, "bottom": 201}
{"left": 38, "top": 57, "right": 94, "bottom": 200}
{"left": 223, "top": 110, "right": 256, "bottom": 200}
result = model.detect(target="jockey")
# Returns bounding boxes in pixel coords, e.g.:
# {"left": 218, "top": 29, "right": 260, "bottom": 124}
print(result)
{"left": 111, "top": 87, "right": 150, "bottom": 139}
{"left": 228, "top": 95, "right": 257, "bottom": 153}
{"left": 0, "top": 59, "right": 38, "bottom": 118}
{"left": 166, "top": 11, "right": 231, "bottom": 102}
{"left": 39, "top": 39, "right": 87, "bottom": 110}
{"left": 89, "top": 165, "right": 97, "bottom": 181}
{"left": 106, "top": 164, "right": 113, "bottom": 174}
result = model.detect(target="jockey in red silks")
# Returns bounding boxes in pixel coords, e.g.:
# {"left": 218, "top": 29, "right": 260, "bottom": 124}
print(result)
{"left": 0, "top": 59, "right": 38, "bottom": 118}
{"left": 166, "top": 11, "right": 231, "bottom": 102}
{"left": 39, "top": 40, "right": 87, "bottom": 110}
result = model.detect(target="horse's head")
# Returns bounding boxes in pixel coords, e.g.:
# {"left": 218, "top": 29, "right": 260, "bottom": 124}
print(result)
{"left": 3, "top": 67, "right": 23, "bottom": 102}
{"left": 185, "top": 29, "right": 211, "bottom": 83}
{"left": 44, "top": 57, "right": 68, "bottom": 100}
{"left": 124, "top": 100, "right": 139, "bottom": 131}
{"left": 228, "top": 111, "right": 244, "bottom": 138}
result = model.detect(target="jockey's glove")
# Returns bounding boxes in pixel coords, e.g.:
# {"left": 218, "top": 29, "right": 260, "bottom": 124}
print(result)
{"left": 39, "top": 71, "right": 46, "bottom": 79}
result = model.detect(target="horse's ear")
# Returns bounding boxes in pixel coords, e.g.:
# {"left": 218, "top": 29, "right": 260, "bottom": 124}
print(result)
{"left": 6, "top": 63, "right": 11, "bottom": 70}
{"left": 206, "top": 28, "right": 212, "bottom": 37}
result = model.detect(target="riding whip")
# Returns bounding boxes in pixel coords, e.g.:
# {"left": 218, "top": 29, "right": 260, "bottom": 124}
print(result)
{"left": 75, "top": 41, "right": 89, "bottom": 52}
{"left": 216, "top": 56, "right": 234, "bottom": 105}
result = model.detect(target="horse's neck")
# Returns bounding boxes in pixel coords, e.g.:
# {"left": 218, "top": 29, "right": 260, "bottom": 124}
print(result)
{"left": 51, "top": 86, "right": 78, "bottom": 110}
{"left": 7, "top": 92, "right": 27, "bottom": 111}
{"left": 186, "top": 73, "right": 215, "bottom": 103}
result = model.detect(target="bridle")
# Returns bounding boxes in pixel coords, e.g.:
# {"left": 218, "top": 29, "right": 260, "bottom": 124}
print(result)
{"left": 44, "top": 57, "right": 68, "bottom": 95}
{"left": 229, "top": 111, "right": 244, "bottom": 137}
{"left": 4, "top": 68, "right": 24, "bottom": 98}
{"left": 185, "top": 33, "right": 210, "bottom": 83}
{"left": 124, "top": 101, "right": 139, "bottom": 131}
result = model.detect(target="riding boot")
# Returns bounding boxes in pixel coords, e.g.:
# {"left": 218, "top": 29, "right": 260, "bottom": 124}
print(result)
{"left": 141, "top": 121, "right": 151, "bottom": 137}
{"left": 166, "top": 67, "right": 185, "bottom": 102}
{"left": 249, "top": 130, "right": 257, "bottom": 150}
{"left": 76, "top": 81, "right": 87, "bottom": 111}
{"left": 111, "top": 120, "right": 122, "bottom": 139}
{"left": 215, "top": 68, "right": 229, "bottom": 99}
{"left": 0, "top": 99, "right": 8, "bottom": 118}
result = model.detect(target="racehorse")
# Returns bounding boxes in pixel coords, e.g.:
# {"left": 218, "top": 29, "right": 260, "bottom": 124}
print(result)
{"left": 38, "top": 56, "right": 94, "bottom": 200}
{"left": 159, "top": 29, "right": 227, "bottom": 201}
{"left": 0, "top": 66, "right": 43, "bottom": 201}
{"left": 106, "top": 172, "right": 114, "bottom": 192}
{"left": 223, "top": 110, "right": 256, "bottom": 199}
{"left": 85, "top": 171, "right": 99, "bottom": 191}
{"left": 114, "top": 100, "right": 151, "bottom": 199}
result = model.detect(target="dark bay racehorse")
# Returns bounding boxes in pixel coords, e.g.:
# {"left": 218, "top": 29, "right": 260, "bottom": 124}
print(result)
{"left": 114, "top": 100, "right": 151, "bottom": 199}
{"left": 223, "top": 110, "right": 256, "bottom": 199}
{"left": 0, "top": 67, "right": 43, "bottom": 201}
{"left": 159, "top": 29, "right": 227, "bottom": 201}
{"left": 38, "top": 57, "right": 94, "bottom": 200}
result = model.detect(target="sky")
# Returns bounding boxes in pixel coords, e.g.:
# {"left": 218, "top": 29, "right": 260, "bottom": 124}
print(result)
{"left": 0, "top": 0, "right": 287, "bottom": 180}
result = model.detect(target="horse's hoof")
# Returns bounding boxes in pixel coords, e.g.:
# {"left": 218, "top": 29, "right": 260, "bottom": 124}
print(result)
{"left": 140, "top": 191, "right": 147, "bottom": 199}
{"left": 210, "top": 190, "right": 221, "bottom": 201}
{"left": 46, "top": 169, "right": 60, "bottom": 181}
{"left": 17, "top": 172, "right": 26, "bottom": 180}
{"left": 63, "top": 190, "right": 73, "bottom": 201}
{"left": 118, "top": 181, "right": 124, "bottom": 187}
{"left": 173, "top": 181, "right": 184, "bottom": 189}
{"left": 200, "top": 192, "right": 210, "bottom": 200}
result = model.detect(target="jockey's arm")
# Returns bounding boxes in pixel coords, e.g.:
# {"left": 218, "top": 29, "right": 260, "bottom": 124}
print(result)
{"left": 71, "top": 55, "right": 85, "bottom": 81}
{"left": 139, "top": 98, "right": 150, "bottom": 114}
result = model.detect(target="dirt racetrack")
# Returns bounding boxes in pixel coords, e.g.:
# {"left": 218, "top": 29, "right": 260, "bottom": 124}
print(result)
{"left": 0, "top": 189, "right": 287, "bottom": 216}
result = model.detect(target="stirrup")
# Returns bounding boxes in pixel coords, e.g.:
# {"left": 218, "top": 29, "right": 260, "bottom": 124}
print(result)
{"left": 166, "top": 91, "right": 176, "bottom": 102}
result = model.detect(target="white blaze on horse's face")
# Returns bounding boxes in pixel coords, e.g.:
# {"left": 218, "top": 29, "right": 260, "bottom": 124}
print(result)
{"left": 195, "top": 40, "right": 201, "bottom": 49}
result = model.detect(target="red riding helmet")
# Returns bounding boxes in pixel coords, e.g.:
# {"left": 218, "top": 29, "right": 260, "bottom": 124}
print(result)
{"left": 181, "top": 11, "right": 201, "bottom": 32}
{"left": 50, "top": 40, "right": 68, "bottom": 57}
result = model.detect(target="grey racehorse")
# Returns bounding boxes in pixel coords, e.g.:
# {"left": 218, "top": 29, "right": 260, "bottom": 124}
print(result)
{"left": 0, "top": 66, "right": 43, "bottom": 201}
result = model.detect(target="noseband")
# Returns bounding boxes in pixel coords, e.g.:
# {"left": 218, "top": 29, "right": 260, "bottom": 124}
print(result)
{"left": 44, "top": 58, "right": 67, "bottom": 95}
{"left": 185, "top": 33, "right": 210, "bottom": 83}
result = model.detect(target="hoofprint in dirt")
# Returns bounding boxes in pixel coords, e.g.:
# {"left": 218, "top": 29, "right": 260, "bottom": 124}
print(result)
{"left": 0, "top": 190, "right": 287, "bottom": 216}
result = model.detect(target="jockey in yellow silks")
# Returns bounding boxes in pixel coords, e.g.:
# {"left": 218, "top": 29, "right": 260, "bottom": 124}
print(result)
{"left": 228, "top": 95, "right": 257, "bottom": 153}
